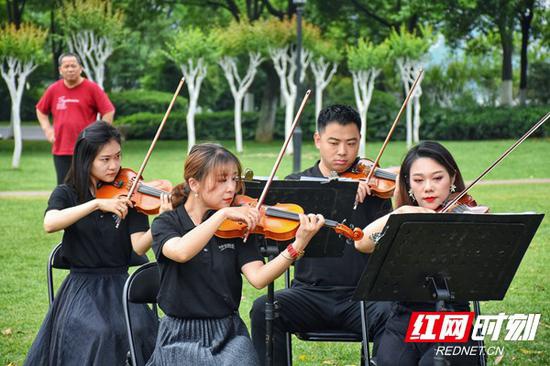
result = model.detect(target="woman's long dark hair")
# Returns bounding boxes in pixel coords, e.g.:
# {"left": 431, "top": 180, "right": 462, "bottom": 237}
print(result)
{"left": 395, "top": 141, "right": 465, "bottom": 208}
{"left": 171, "top": 143, "right": 244, "bottom": 207}
{"left": 65, "top": 121, "right": 121, "bottom": 202}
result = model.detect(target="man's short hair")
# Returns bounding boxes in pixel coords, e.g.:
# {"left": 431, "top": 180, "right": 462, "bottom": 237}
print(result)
{"left": 317, "top": 104, "right": 362, "bottom": 133}
{"left": 58, "top": 52, "right": 83, "bottom": 66}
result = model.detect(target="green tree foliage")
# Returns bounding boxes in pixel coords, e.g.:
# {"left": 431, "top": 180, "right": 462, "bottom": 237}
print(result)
{"left": 387, "top": 24, "right": 433, "bottom": 61}
{"left": 164, "top": 27, "right": 217, "bottom": 66}
{"left": 347, "top": 39, "right": 388, "bottom": 72}
{"left": 214, "top": 21, "right": 269, "bottom": 57}
{"left": 0, "top": 22, "right": 48, "bottom": 168}
{"left": 58, "top": 0, "right": 125, "bottom": 38}
{"left": 309, "top": 38, "right": 341, "bottom": 64}
{"left": 0, "top": 23, "right": 48, "bottom": 64}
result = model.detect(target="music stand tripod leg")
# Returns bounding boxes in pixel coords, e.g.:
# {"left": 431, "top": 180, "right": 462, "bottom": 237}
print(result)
{"left": 260, "top": 239, "right": 281, "bottom": 366}
{"left": 427, "top": 276, "right": 453, "bottom": 366}
{"left": 473, "top": 301, "right": 486, "bottom": 366}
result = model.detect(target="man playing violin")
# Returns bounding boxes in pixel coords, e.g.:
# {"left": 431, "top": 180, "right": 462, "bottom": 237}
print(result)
{"left": 250, "top": 104, "right": 392, "bottom": 365}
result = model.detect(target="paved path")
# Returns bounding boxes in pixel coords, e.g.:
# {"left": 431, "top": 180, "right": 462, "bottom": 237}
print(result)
{"left": 0, "top": 126, "right": 45, "bottom": 140}
{"left": 1, "top": 178, "right": 549, "bottom": 198}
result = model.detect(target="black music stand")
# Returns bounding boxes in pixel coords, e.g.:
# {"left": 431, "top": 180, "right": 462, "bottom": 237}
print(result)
{"left": 245, "top": 179, "right": 358, "bottom": 366}
{"left": 352, "top": 212, "right": 544, "bottom": 366}
{"left": 245, "top": 179, "right": 359, "bottom": 257}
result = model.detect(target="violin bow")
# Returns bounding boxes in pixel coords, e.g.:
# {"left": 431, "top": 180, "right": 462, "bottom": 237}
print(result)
{"left": 440, "top": 111, "right": 550, "bottom": 213}
{"left": 115, "top": 77, "right": 186, "bottom": 228}
{"left": 364, "top": 69, "right": 424, "bottom": 185}
{"left": 242, "top": 90, "right": 311, "bottom": 242}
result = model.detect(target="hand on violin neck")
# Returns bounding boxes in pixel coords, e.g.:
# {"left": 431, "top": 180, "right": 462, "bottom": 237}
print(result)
{"left": 293, "top": 213, "right": 325, "bottom": 251}
{"left": 220, "top": 205, "right": 260, "bottom": 232}
{"left": 159, "top": 192, "right": 173, "bottom": 214}
{"left": 95, "top": 196, "right": 131, "bottom": 219}
{"left": 356, "top": 180, "right": 372, "bottom": 203}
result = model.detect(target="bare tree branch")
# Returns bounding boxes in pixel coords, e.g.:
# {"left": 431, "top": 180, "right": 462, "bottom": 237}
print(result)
{"left": 349, "top": 0, "right": 394, "bottom": 29}
{"left": 263, "top": 0, "right": 285, "bottom": 20}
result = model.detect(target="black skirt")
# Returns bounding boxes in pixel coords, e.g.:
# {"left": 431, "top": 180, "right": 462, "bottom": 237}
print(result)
{"left": 146, "top": 313, "right": 259, "bottom": 366}
{"left": 24, "top": 267, "right": 158, "bottom": 366}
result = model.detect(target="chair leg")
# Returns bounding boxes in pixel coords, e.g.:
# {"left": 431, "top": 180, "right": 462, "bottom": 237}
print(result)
{"left": 286, "top": 332, "right": 292, "bottom": 366}
{"left": 360, "top": 301, "right": 371, "bottom": 365}
{"left": 123, "top": 281, "right": 138, "bottom": 366}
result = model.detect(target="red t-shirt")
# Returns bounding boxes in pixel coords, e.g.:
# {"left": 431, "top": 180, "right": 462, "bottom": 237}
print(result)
{"left": 36, "top": 79, "right": 115, "bottom": 155}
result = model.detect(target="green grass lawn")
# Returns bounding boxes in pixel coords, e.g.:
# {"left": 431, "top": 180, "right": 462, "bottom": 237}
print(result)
{"left": 1, "top": 138, "right": 550, "bottom": 191}
{"left": 1, "top": 139, "right": 549, "bottom": 365}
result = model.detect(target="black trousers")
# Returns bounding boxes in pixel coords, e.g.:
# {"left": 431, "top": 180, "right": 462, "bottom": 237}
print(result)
{"left": 53, "top": 155, "right": 72, "bottom": 185}
{"left": 377, "top": 303, "right": 480, "bottom": 366}
{"left": 250, "top": 281, "right": 391, "bottom": 366}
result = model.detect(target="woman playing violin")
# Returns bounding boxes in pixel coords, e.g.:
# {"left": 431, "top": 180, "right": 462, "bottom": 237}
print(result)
{"left": 25, "top": 121, "right": 172, "bottom": 366}
{"left": 356, "top": 141, "right": 482, "bottom": 366}
{"left": 146, "top": 143, "right": 324, "bottom": 366}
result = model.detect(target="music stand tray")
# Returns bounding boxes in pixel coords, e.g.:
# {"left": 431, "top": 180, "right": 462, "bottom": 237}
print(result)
{"left": 245, "top": 179, "right": 358, "bottom": 257}
{"left": 353, "top": 213, "right": 544, "bottom": 303}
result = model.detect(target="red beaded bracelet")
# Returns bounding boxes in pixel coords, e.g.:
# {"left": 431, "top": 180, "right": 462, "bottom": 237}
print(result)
{"left": 286, "top": 244, "right": 304, "bottom": 260}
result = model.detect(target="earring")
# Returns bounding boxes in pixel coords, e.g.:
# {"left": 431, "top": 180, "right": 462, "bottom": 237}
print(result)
{"left": 194, "top": 192, "right": 199, "bottom": 198}
{"left": 450, "top": 184, "right": 456, "bottom": 193}
{"left": 408, "top": 189, "right": 416, "bottom": 202}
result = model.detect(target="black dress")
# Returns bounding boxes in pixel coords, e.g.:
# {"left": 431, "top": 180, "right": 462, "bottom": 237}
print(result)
{"left": 24, "top": 184, "right": 158, "bottom": 366}
{"left": 146, "top": 205, "right": 263, "bottom": 366}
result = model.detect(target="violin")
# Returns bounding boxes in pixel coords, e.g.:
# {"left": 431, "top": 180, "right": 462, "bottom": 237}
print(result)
{"left": 215, "top": 195, "right": 364, "bottom": 241}
{"left": 438, "top": 192, "right": 489, "bottom": 214}
{"left": 339, "top": 159, "right": 399, "bottom": 199}
{"left": 96, "top": 168, "right": 172, "bottom": 215}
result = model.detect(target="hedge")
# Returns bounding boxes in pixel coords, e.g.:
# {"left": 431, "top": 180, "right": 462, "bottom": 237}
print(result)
{"left": 109, "top": 89, "right": 188, "bottom": 117}
{"left": 421, "top": 105, "right": 549, "bottom": 140}
{"left": 115, "top": 103, "right": 548, "bottom": 141}
{"left": 114, "top": 90, "right": 399, "bottom": 141}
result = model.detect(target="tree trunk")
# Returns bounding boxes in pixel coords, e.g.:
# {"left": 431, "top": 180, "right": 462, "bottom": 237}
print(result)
{"left": 186, "top": 92, "right": 197, "bottom": 152}
{"left": 352, "top": 69, "right": 378, "bottom": 157}
{"left": 405, "top": 101, "right": 413, "bottom": 148}
{"left": 412, "top": 95, "right": 421, "bottom": 144}
{"left": 498, "top": 22, "right": 514, "bottom": 106}
{"left": 181, "top": 60, "right": 207, "bottom": 152}
{"left": 256, "top": 64, "right": 278, "bottom": 142}
{"left": 284, "top": 96, "right": 296, "bottom": 152}
{"left": 519, "top": 1, "right": 534, "bottom": 106}
{"left": 311, "top": 58, "right": 338, "bottom": 126}
{"left": 50, "top": 2, "right": 63, "bottom": 80}
{"left": 234, "top": 95, "right": 243, "bottom": 152}
{"left": 11, "top": 98, "right": 22, "bottom": 168}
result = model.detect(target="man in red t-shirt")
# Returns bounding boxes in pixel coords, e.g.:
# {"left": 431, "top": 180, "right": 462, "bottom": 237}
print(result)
{"left": 37, "top": 53, "right": 115, "bottom": 184}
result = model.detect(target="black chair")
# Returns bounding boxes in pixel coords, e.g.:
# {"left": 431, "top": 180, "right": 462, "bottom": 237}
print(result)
{"left": 122, "top": 262, "right": 161, "bottom": 366}
{"left": 47, "top": 242, "right": 149, "bottom": 306}
{"left": 284, "top": 270, "right": 371, "bottom": 366}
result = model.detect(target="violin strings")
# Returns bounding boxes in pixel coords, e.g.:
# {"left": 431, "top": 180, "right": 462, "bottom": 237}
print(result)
{"left": 373, "top": 169, "right": 397, "bottom": 181}
{"left": 137, "top": 183, "right": 168, "bottom": 198}
{"left": 265, "top": 207, "right": 339, "bottom": 228}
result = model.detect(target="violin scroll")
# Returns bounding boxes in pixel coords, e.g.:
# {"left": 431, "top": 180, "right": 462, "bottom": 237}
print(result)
{"left": 334, "top": 223, "right": 364, "bottom": 241}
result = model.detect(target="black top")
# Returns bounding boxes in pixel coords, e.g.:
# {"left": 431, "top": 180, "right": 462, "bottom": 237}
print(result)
{"left": 151, "top": 205, "right": 263, "bottom": 319}
{"left": 46, "top": 184, "right": 150, "bottom": 268}
{"left": 286, "top": 159, "right": 392, "bottom": 287}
